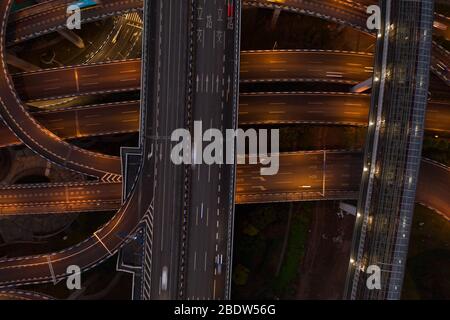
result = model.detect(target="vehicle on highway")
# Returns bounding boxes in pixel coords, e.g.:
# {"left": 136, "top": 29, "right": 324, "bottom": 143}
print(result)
{"left": 215, "top": 254, "right": 223, "bottom": 275}
{"left": 437, "top": 61, "right": 449, "bottom": 73}
{"left": 227, "top": 0, "right": 234, "bottom": 17}
{"left": 434, "top": 21, "right": 448, "bottom": 31}
{"left": 161, "top": 266, "right": 168, "bottom": 291}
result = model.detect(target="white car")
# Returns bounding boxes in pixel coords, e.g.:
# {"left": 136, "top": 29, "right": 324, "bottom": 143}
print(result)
{"left": 161, "top": 266, "right": 168, "bottom": 291}
{"left": 215, "top": 254, "right": 223, "bottom": 275}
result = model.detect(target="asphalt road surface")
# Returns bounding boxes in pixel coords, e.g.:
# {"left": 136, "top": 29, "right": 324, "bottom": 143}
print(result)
{"left": 0, "top": 154, "right": 448, "bottom": 220}
{"left": 0, "top": 0, "right": 121, "bottom": 178}
{"left": 185, "top": 0, "right": 240, "bottom": 300}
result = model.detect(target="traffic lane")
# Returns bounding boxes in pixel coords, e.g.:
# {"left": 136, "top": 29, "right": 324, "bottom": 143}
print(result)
{"left": 0, "top": 101, "right": 140, "bottom": 147}
{"left": 245, "top": 0, "right": 367, "bottom": 28}
{"left": 0, "top": 94, "right": 447, "bottom": 150}
{"left": 40, "top": 101, "right": 140, "bottom": 138}
{"left": 236, "top": 152, "right": 363, "bottom": 195}
{"left": 6, "top": 0, "right": 144, "bottom": 45}
{"left": 239, "top": 93, "right": 370, "bottom": 125}
{"left": 0, "top": 200, "right": 120, "bottom": 216}
{"left": 13, "top": 60, "right": 141, "bottom": 101}
{"left": 186, "top": 0, "right": 227, "bottom": 298}
{"left": 417, "top": 160, "right": 450, "bottom": 218}
{"left": 426, "top": 101, "right": 450, "bottom": 132}
{"left": 0, "top": 0, "right": 142, "bottom": 290}
{"left": 12, "top": 51, "right": 374, "bottom": 102}
{"left": 0, "top": 182, "right": 122, "bottom": 206}
{"left": 0, "top": 157, "right": 447, "bottom": 219}
{"left": 147, "top": 0, "right": 190, "bottom": 299}
{"left": 11, "top": 51, "right": 374, "bottom": 102}
{"left": 0, "top": 290, "right": 53, "bottom": 300}
{"left": 186, "top": 0, "right": 240, "bottom": 300}
{"left": 0, "top": 70, "right": 122, "bottom": 177}
{"left": 240, "top": 51, "right": 374, "bottom": 83}
{"left": 239, "top": 94, "right": 448, "bottom": 131}
{"left": 434, "top": 14, "right": 450, "bottom": 41}
{"left": 431, "top": 44, "right": 450, "bottom": 85}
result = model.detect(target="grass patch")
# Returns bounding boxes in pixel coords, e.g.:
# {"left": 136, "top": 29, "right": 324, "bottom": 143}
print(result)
{"left": 232, "top": 203, "right": 313, "bottom": 299}
{"left": 272, "top": 204, "right": 312, "bottom": 298}
{"left": 402, "top": 205, "right": 450, "bottom": 299}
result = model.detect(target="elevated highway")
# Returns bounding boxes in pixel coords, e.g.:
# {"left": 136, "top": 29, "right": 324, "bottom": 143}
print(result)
{"left": 244, "top": 0, "right": 450, "bottom": 85}
{"left": 7, "top": 0, "right": 144, "bottom": 46}
{"left": 12, "top": 51, "right": 372, "bottom": 102}
{"left": 0, "top": 153, "right": 448, "bottom": 220}
{"left": 0, "top": 92, "right": 447, "bottom": 150}
{"left": 240, "top": 50, "right": 373, "bottom": 84}
{"left": 184, "top": 0, "right": 241, "bottom": 300}
{"left": 0, "top": 290, "right": 54, "bottom": 300}
{"left": 345, "top": 0, "right": 434, "bottom": 299}
{"left": 0, "top": 181, "right": 122, "bottom": 216}
{"left": 13, "top": 59, "right": 141, "bottom": 101}
{"left": 1, "top": 0, "right": 121, "bottom": 178}
{"left": 0, "top": 151, "right": 361, "bottom": 216}
{"left": 6, "top": 0, "right": 448, "bottom": 84}
{"left": 0, "top": 100, "right": 140, "bottom": 147}
{"left": 0, "top": 0, "right": 448, "bottom": 294}
{"left": 0, "top": 0, "right": 146, "bottom": 290}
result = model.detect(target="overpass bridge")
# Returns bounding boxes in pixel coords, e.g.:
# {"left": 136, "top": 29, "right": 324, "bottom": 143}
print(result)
{"left": 6, "top": 0, "right": 449, "bottom": 83}
{"left": 345, "top": 0, "right": 434, "bottom": 300}
{"left": 0, "top": 153, "right": 448, "bottom": 220}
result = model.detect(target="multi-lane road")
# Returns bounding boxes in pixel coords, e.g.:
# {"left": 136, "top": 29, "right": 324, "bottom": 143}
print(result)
{"left": 6, "top": 0, "right": 449, "bottom": 83}
{"left": 14, "top": 60, "right": 141, "bottom": 101}
{"left": 1, "top": 92, "right": 448, "bottom": 150}
{"left": 245, "top": 0, "right": 450, "bottom": 85}
{"left": 138, "top": 0, "right": 194, "bottom": 300}
{"left": 0, "top": 0, "right": 448, "bottom": 298}
{"left": 0, "top": 181, "right": 122, "bottom": 216}
{"left": 185, "top": 0, "right": 241, "bottom": 300}
{"left": 0, "top": 290, "right": 53, "bottom": 300}
{"left": 6, "top": 0, "right": 144, "bottom": 45}
{"left": 0, "top": 153, "right": 448, "bottom": 220}
{"left": 0, "top": 0, "right": 149, "bottom": 291}
{"left": 239, "top": 93, "right": 450, "bottom": 132}
{"left": 0, "top": 151, "right": 450, "bottom": 219}
{"left": 12, "top": 51, "right": 371, "bottom": 101}
{"left": 1, "top": 0, "right": 121, "bottom": 179}
{"left": 240, "top": 50, "right": 373, "bottom": 84}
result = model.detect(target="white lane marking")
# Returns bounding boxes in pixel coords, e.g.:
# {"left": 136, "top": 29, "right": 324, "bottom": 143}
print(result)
{"left": 194, "top": 251, "right": 197, "bottom": 271}
{"left": 46, "top": 256, "right": 56, "bottom": 284}
{"left": 94, "top": 233, "right": 112, "bottom": 255}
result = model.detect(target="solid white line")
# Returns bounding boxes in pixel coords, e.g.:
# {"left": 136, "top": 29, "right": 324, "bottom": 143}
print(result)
{"left": 46, "top": 256, "right": 56, "bottom": 284}
{"left": 94, "top": 233, "right": 112, "bottom": 255}
{"left": 194, "top": 251, "right": 197, "bottom": 271}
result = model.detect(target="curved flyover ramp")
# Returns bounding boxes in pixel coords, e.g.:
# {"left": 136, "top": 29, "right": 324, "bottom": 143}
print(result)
{"left": 0, "top": 290, "right": 54, "bottom": 300}
{"left": 6, "top": 0, "right": 144, "bottom": 46}
{"left": 243, "top": 0, "right": 450, "bottom": 85}
{"left": 0, "top": 0, "right": 121, "bottom": 178}
{"left": 416, "top": 159, "right": 450, "bottom": 219}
